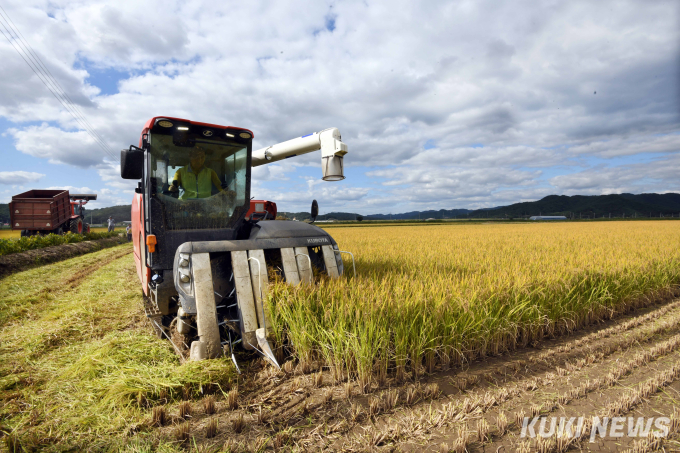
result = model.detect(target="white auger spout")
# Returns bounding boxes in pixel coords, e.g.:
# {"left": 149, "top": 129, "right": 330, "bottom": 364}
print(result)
{"left": 252, "top": 128, "right": 348, "bottom": 181}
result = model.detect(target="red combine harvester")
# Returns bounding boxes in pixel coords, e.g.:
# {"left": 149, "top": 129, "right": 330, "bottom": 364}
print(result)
{"left": 246, "top": 200, "right": 277, "bottom": 221}
{"left": 9, "top": 190, "right": 97, "bottom": 236}
{"left": 121, "top": 116, "right": 350, "bottom": 370}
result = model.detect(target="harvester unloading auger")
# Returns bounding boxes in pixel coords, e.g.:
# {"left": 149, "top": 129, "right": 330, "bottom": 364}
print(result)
{"left": 121, "top": 117, "right": 351, "bottom": 371}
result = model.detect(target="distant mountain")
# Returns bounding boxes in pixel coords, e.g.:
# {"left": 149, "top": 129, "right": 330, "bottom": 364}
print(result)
{"left": 468, "top": 193, "right": 680, "bottom": 218}
{"left": 364, "top": 208, "right": 472, "bottom": 220}
{"left": 279, "top": 209, "right": 473, "bottom": 221}
{"left": 3, "top": 192, "right": 678, "bottom": 225}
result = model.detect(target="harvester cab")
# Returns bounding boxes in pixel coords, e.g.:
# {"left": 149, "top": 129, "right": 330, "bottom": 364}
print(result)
{"left": 121, "top": 117, "right": 350, "bottom": 369}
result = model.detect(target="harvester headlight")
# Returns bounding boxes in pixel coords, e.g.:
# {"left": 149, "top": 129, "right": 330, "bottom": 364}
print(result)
{"left": 177, "top": 127, "right": 189, "bottom": 131}
{"left": 226, "top": 132, "right": 235, "bottom": 138}
{"left": 158, "top": 120, "right": 173, "bottom": 128}
{"left": 239, "top": 132, "right": 251, "bottom": 139}
{"left": 179, "top": 258, "right": 189, "bottom": 267}
{"left": 179, "top": 272, "right": 190, "bottom": 283}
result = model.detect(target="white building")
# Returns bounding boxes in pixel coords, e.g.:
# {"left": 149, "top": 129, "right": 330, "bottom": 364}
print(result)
{"left": 529, "top": 216, "right": 567, "bottom": 220}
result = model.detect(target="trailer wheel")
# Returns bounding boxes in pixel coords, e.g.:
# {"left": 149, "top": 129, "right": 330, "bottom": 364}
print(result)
{"left": 70, "top": 218, "right": 83, "bottom": 234}
{"left": 85, "top": 224, "right": 91, "bottom": 234}
{"left": 20, "top": 230, "right": 28, "bottom": 237}
{"left": 54, "top": 227, "right": 64, "bottom": 235}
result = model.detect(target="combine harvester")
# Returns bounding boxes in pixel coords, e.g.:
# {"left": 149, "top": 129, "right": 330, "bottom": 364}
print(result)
{"left": 121, "top": 117, "right": 351, "bottom": 370}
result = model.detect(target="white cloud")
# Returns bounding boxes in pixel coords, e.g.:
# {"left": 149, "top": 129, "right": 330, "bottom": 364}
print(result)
{"left": 0, "top": 0, "right": 678, "bottom": 212}
{"left": 9, "top": 124, "right": 107, "bottom": 167}
{"left": 0, "top": 171, "right": 45, "bottom": 184}
{"left": 550, "top": 154, "right": 680, "bottom": 195}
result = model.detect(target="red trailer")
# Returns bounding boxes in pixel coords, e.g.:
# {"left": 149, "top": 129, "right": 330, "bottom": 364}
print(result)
{"left": 9, "top": 190, "right": 97, "bottom": 236}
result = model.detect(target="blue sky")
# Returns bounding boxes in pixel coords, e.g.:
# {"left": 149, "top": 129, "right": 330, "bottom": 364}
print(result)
{"left": 0, "top": 0, "right": 678, "bottom": 214}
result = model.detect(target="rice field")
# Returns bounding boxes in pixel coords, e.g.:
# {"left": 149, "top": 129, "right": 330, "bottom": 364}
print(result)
{"left": 3, "top": 220, "right": 680, "bottom": 451}
{"left": 268, "top": 221, "right": 680, "bottom": 389}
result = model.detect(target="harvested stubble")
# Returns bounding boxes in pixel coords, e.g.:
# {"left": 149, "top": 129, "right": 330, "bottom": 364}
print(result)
{"left": 203, "top": 395, "right": 216, "bottom": 415}
{"left": 267, "top": 222, "right": 680, "bottom": 389}
{"left": 151, "top": 405, "right": 167, "bottom": 426}
{"left": 232, "top": 413, "right": 245, "bottom": 433}
{"left": 0, "top": 249, "right": 236, "bottom": 451}
{"left": 227, "top": 387, "right": 239, "bottom": 410}
{"left": 205, "top": 417, "right": 218, "bottom": 438}
{"left": 178, "top": 401, "right": 192, "bottom": 419}
{"left": 175, "top": 421, "right": 191, "bottom": 442}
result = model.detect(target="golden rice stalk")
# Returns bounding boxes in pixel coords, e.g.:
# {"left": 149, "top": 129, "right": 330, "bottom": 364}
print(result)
{"left": 282, "top": 360, "right": 294, "bottom": 374}
{"left": 232, "top": 413, "right": 245, "bottom": 433}
{"left": 343, "top": 382, "right": 353, "bottom": 399}
{"left": 477, "top": 418, "right": 490, "bottom": 442}
{"left": 227, "top": 387, "right": 239, "bottom": 410}
{"left": 497, "top": 412, "right": 508, "bottom": 436}
{"left": 175, "top": 421, "right": 191, "bottom": 443}
{"left": 452, "top": 425, "right": 470, "bottom": 453}
{"left": 425, "top": 382, "right": 440, "bottom": 400}
{"left": 178, "top": 401, "right": 192, "bottom": 419}
{"left": 205, "top": 417, "right": 218, "bottom": 439}
{"left": 323, "top": 388, "right": 334, "bottom": 404}
{"left": 203, "top": 395, "right": 216, "bottom": 415}
{"left": 384, "top": 388, "right": 399, "bottom": 411}
{"left": 405, "top": 386, "right": 419, "bottom": 406}
{"left": 369, "top": 396, "right": 383, "bottom": 417}
{"left": 151, "top": 405, "right": 166, "bottom": 427}
{"left": 313, "top": 371, "right": 323, "bottom": 388}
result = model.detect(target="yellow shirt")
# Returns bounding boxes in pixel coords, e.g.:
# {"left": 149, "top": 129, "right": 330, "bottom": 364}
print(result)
{"left": 173, "top": 165, "right": 222, "bottom": 199}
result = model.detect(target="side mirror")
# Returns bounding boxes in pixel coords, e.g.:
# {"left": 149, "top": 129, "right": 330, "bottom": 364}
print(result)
{"left": 121, "top": 146, "right": 144, "bottom": 180}
{"left": 311, "top": 199, "right": 319, "bottom": 223}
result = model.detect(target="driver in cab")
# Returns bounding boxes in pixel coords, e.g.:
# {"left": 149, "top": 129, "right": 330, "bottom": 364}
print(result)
{"left": 169, "top": 148, "right": 225, "bottom": 200}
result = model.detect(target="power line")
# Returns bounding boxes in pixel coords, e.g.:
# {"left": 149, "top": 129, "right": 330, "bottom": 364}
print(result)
{"left": 0, "top": 14, "right": 117, "bottom": 161}
{"left": 0, "top": 6, "right": 118, "bottom": 161}
{"left": 0, "top": 5, "right": 108, "bottom": 147}
{"left": 0, "top": 21, "right": 117, "bottom": 161}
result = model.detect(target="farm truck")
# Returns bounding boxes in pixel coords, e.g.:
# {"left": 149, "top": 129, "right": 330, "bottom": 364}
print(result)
{"left": 120, "top": 116, "right": 350, "bottom": 370}
{"left": 10, "top": 190, "right": 97, "bottom": 236}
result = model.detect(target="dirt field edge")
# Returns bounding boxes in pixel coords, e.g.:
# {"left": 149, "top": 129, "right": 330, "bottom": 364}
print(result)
{"left": 0, "top": 236, "right": 130, "bottom": 278}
